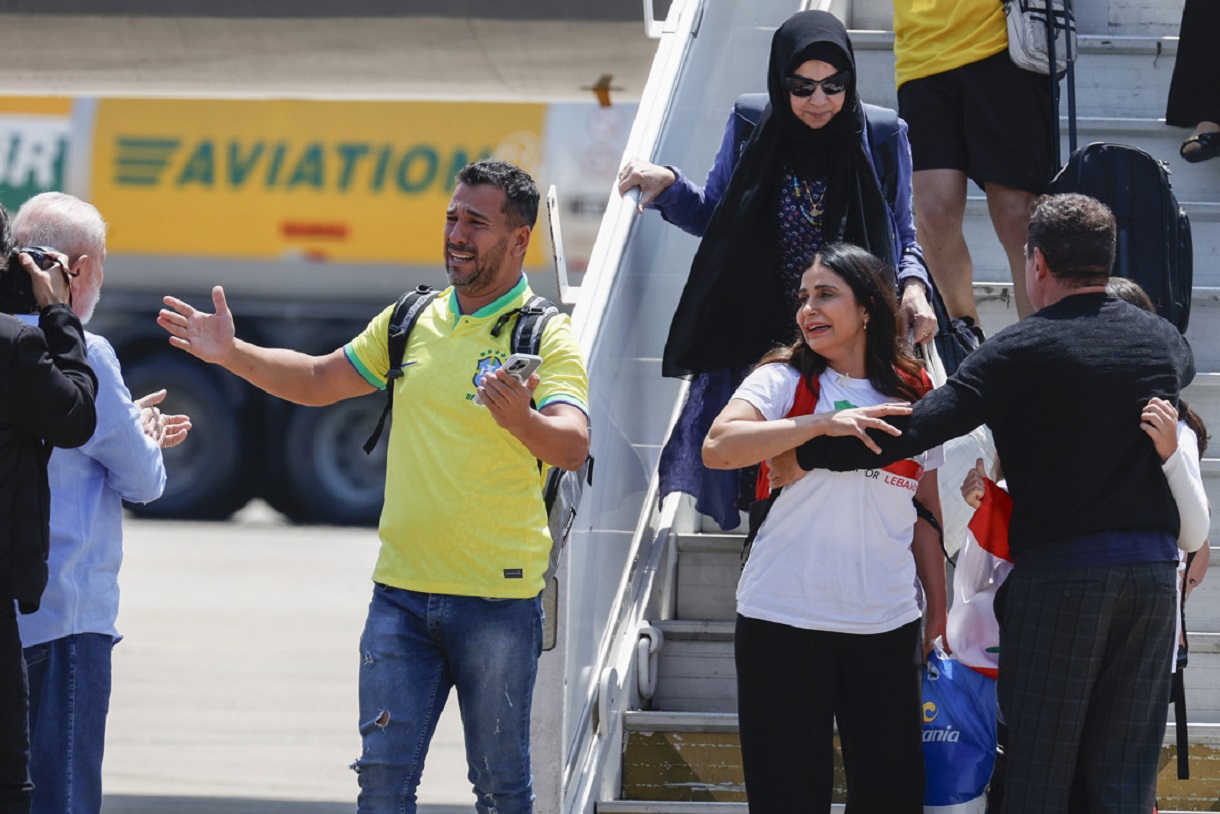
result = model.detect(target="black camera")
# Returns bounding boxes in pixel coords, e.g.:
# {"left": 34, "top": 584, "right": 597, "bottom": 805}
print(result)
{"left": 0, "top": 246, "right": 60, "bottom": 315}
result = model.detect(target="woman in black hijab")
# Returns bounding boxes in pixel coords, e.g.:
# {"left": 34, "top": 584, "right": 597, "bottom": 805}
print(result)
{"left": 619, "top": 10, "right": 935, "bottom": 530}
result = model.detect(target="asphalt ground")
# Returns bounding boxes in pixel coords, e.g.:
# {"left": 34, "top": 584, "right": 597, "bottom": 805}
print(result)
{"left": 101, "top": 502, "right": 472, "bottom": 814}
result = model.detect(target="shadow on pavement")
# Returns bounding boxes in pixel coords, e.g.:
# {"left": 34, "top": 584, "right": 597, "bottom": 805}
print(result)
{"left": 103, "top": 797, "right": 469, "bottom": 814}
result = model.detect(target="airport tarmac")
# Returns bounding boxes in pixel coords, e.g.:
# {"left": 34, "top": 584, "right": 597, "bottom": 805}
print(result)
{"left": 101, "top": 503, "right": 472, "bottom": 814}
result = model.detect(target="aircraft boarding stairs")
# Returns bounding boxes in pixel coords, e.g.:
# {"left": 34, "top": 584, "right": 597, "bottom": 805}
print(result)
{"left": 582, "top": 0, "right": 1220, "bottom": 811}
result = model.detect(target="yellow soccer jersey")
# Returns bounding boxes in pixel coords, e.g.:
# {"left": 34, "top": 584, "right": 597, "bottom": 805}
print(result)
{"left": 893, "top": 0, "right": 1009, "bottom": 88}
{"left": 344, "top": 276, "right": 589, "bottom": 598}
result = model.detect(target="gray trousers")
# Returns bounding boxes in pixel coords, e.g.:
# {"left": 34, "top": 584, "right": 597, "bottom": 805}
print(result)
{"left": 997, "top": 562, "right": 1177, "bottom": 814}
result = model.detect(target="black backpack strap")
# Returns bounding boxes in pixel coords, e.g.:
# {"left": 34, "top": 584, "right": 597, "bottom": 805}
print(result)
{"left": 914, "top": 496, "right": 955, "bottom": 565}
{"left": 504, "top": 297, "right": 595, "bottom": 492}
{"left": 363, "top": 285, "right": 438, "bottom": 454}
{"left": 1173, "top": 668, "right": 1189, "bottom": 779}
{"left": 508, "top": 295, "right": 561, "bottom": 472}
{"left": 862, "top": 103, "right": 901, "bottom": 211}
{"left": 510, "top": 295, "right": 560, "bottom": 357}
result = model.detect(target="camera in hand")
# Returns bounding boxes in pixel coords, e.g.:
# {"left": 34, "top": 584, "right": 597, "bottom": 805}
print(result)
{"left": 0, "top": 246, "right": 60, "bottom": 315}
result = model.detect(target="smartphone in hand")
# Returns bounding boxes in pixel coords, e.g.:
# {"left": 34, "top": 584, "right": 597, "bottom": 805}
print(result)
{"left": 473, "top": 353, "right": 543, "bottom": 406}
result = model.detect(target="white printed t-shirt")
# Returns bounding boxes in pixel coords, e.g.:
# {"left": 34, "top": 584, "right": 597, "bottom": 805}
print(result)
{"left": 734, "top": 363, "right": 943, "bottom": 635}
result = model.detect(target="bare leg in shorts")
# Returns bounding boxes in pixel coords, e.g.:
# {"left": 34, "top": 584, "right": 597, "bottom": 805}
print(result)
{"left": 913, "top": 169, "right": 1035, "bottom": 322}
{"left": 983, "top": 182, "right": 1036, "bottom": 319}
{"left": 911, "top": 169, "right": 975, "bottom": 323}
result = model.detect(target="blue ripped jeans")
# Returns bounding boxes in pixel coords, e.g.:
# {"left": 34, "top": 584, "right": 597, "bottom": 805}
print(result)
{"left": 353, "top": 584, "right": 542, "bottom": 814}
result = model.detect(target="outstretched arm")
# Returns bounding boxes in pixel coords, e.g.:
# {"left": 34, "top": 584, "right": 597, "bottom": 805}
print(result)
{"left": 796, "top": 379, "right": 985, "bottom": 472}
{"left": 704, "top": 399, "right": 912, "bottom": 471}
{"left": 157, "top": 285, "right": 373, "bottom": 407}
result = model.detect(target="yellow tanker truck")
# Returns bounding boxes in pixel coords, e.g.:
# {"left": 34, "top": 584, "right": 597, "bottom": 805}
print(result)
{"left": 0, "top": 95, "right": 632, "bottom": 523}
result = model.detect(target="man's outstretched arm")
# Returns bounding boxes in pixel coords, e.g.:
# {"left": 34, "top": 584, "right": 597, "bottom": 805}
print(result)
{"left": 158, "top": 286, "right": 373, "bottom": 406}
{"left": 795, "top": 380, "right": 986, "bottom": 472}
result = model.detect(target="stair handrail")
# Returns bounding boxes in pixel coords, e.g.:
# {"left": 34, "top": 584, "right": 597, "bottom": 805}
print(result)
{"left": 636, "top": 624, "right": 665, "bottom": 700}
{"left": 528, "top": 0, "right": 705, "bottom": 811}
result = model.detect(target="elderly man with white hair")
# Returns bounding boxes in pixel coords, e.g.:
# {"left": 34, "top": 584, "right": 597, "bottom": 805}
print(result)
{"left": 13, "top": 192, "right": 190, "bottom": 814}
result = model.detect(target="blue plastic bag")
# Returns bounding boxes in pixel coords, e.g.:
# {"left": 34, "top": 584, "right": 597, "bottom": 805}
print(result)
{"left": 922, "top": 649, "right": 998, "bottom": 812}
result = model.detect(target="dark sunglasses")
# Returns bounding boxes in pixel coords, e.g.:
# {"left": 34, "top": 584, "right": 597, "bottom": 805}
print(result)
{"left": 783, "top": 71, "right": 851, "bottom": 97}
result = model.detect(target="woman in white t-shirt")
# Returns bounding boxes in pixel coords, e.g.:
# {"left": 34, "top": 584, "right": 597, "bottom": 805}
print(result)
{"left": 703, "top": 242, "right": 944, "bottom": 813}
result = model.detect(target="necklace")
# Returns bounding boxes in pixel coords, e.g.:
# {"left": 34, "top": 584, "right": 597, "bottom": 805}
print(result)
{"left": 828, "top": 362, "right": 866, "bottom": 385}
{"left": 791, "top": 176, "right": 824, "bottom": 225}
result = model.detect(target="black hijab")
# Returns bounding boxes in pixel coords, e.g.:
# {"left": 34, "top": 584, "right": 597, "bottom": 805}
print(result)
{"left": 662, "top": 10, "right": 895, "bottom": 377}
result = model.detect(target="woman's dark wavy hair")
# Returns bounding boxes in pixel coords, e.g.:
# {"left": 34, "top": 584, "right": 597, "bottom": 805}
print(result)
{"left": 757, "top": 242, "right": 925, "bottom": 402}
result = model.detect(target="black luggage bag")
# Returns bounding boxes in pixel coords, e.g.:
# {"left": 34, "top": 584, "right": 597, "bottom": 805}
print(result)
{"left": 1048, "top": 143, "right": 1193, "bottom": 332}
{"left": 1041, "top": 0, "right": 1193, "bottom": 333}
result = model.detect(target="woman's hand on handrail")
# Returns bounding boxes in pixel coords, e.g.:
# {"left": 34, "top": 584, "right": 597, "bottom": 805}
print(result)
{"left": 617, "top": 159, "right": 678, "bottom": 213}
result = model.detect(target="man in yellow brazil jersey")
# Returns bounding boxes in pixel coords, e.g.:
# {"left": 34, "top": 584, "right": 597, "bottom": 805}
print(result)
{"left": 156, "top": 160, "right": 590, "bottom": 814}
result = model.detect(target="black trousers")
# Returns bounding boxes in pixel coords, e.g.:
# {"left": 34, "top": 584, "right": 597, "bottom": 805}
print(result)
{"left": 1166, "top": 0, "right": 1220, "bottom": 126}
{"left": 0, "top": 601, "right": 31, "bottom": 814}
{"left": 734, "top": 615, "right": 924, "bottom": 813}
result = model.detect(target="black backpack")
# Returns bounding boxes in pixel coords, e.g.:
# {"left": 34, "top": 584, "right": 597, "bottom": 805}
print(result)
{"left": 362, "top": 285, "right": 593, "bottom": 582}
{"left": 1048, "top": 143, "right": 1193, "bottom": 332}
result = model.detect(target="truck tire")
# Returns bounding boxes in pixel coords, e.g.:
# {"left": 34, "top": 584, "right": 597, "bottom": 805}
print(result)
{"left": 264, "top": 394, "right": 387, "bottom": 526}
{"left": 122, "top": 354, "right": 256, "bottom": 520}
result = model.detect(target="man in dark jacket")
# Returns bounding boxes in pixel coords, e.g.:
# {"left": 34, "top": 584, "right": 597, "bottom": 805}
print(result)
{"left": 787, "top": 193, "right": 1193, "bottom": 813}
{"left": 0, "top": 219, "right": 97, "bottom": 814}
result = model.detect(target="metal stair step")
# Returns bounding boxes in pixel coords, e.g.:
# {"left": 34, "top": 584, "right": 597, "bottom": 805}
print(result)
{"left": 597, "top": 804, "right": 754, "bottom": 814}
{"left": 846, "top": 0, "right": 1185, "bottom": 38}
{"left": 850, "top": 32, "right": 1179, "bottom": 55}
{"left": 1179, "top": 293, "right": 1220, "bottom": 371}
{"left": 976, "top": 283, "right": 1220, "bottom": 370}
{"left": 620, "top": 712, "right": 746, "bottom": 804}
{"left": 625, "top": 711, "right": 739, "bottom": 733}
{"left": 1181, "top": 635, "right": 1220, "bottom": 724}
{"left": 962, "top": 213, "right": 1220, "bottom": 294}
{"left": 651, "top": 621, "right": 737, "bottom": 713}
{"left": 1056, "top": 120, "right": 1220, "bottom": 204}
{"left": 676, "top": 533, "right": 745, "bottom": 553}
{"left": 647, "top": 623, "right": 1220, "bottom": 723}
{"left": 594, "top": 801, "right": 1220, "bottom": 814}
{"left": 674, "top": 534, "right": 743, "bottom": 622}
{"left": 618, "top": 713, "right": 1220, "bottom": 809}
{"left": 1188, "top": 569, "right": 1220, "bottom": 637}
{"left": 852, "top": 33, "right": 1182, "bottom": 120}
{"left": 653, "top": 620, "right": 735, "bottom": 641}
